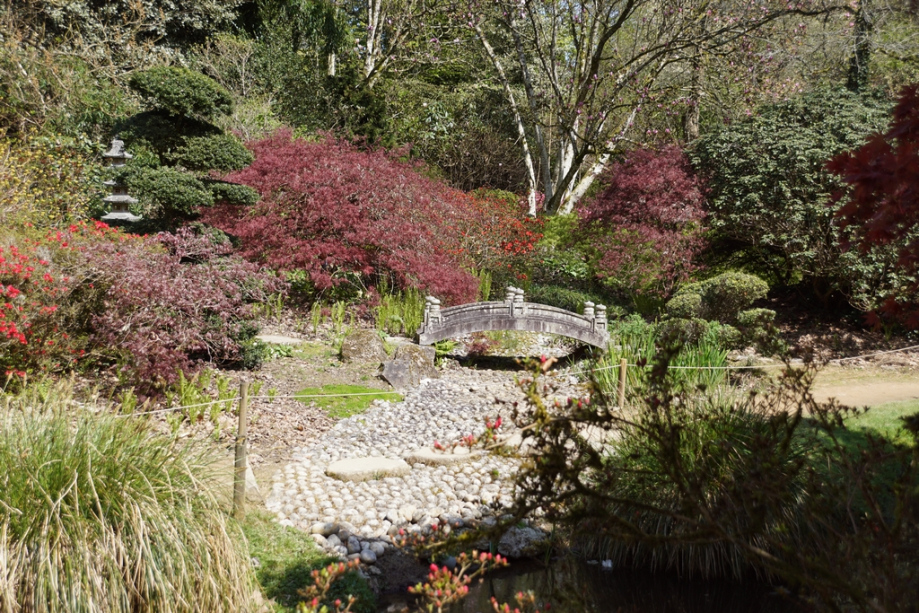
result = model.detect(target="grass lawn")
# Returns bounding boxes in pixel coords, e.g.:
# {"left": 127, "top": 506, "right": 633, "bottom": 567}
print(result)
{"left": 845, "top": 399, "right": 919, "bottom": 446}
{"left": 242, "top": 511, "right": 375, "bottom": 613}
{"left": 295, "top": 384, "right": 402, "bottom": 419}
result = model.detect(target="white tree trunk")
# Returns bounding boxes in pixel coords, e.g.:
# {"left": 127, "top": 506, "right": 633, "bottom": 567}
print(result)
{"left": 472, "top": 22, "right": 540, "bottom": 215}
{"left": 364, "top": 0, "right": 384, "bottom": 80}
{"left": 559, "top": 107, "right": 638, "bottom": 214}
{"left": 510, "top": 22, "right": 551, "bottom": 205}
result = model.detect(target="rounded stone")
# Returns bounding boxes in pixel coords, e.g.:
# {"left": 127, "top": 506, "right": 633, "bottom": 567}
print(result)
{"left": 347, "top": 536, "right": 361, "bottom": 554}
{"left": 310, "top": 522, "right": 338, "bottom": 536}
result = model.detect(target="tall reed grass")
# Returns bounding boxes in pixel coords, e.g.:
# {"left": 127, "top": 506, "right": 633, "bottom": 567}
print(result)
{"left": 375, "top": 287, "right": 425, "bottom": 336}
{"left": 0, "top": 383, "right": 258, "bottom": 612}
{"left": 593, "top": 316, "right": 729, "bottom": 398}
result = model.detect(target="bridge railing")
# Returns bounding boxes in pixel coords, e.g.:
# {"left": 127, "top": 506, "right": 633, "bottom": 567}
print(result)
{"left": 418, "top": 286, "right": 609, "bottom": 348}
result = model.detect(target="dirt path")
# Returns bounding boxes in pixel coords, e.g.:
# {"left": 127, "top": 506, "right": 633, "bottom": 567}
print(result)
{"left": 811, "top": 364, "right": 919, "bottom": 407}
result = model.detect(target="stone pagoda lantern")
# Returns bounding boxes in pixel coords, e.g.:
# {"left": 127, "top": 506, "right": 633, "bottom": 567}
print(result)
{"left": 100, "top": 136, "right": 142, "bottom": 223}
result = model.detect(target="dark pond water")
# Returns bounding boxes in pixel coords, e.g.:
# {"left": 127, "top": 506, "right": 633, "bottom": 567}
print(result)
{"left": 447, "top": 559, "right": 800, "bottom": 613}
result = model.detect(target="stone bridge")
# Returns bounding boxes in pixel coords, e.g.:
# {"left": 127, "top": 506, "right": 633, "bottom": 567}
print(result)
{"left": 416, "top": 287, "right": 609, "bottom": 349}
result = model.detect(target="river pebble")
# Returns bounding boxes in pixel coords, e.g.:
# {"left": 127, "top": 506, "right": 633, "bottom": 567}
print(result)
{"left": 266, "top": 366, "right": 584, "bottom": 562}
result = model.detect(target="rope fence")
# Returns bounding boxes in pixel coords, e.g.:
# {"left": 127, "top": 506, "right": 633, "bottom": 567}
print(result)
{"left": 561, "top": 343, "right": 919, "bottom": 377}
{"left": 108, "top": 343, "right": 919, "bottom": 418}
{"left": 48, "top": 342, "right": 919, "bottom": 518}
{"left": 112, "top": 390, "right": 403, "bottom": 418}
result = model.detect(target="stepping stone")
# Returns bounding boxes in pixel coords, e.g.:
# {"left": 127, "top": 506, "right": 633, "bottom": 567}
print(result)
{"left": 326, "top": 457, "right": 411, "bottom": 482}
{"left": 403, "top": 447, "right": 484, "bottom": 466}
{"left": 255, "top": 334, "right": 304, "bottom": 345}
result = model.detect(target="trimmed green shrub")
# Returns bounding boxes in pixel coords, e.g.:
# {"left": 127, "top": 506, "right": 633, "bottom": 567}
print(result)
{"left": 656, "top": 317, "right": 741, "bottom": 348}
{"left": 118, "top": 111, "right": 222, "bottom": 157}
{"left": 117, "top": 68, "right": 253, "bottom": 224}
{"left": 129, "top": 66, "right": 234, "bottom": 119}
{"left": 0, "top": 391, "right": 258, "bottom": 612}
{"left": 166, "top": 133, "right": 254, "bottom": 172}
{"left": 527, "top": 283, "right": 614, "bottom": 315}
{"left": 123, "top": 166, "right": 214, "bottom": 218}
{"left": 208, "top": 180, "right": 260, "bottom": 205}
{"left": 664, "top": 292, "right": 704, "bottom": 320}
{"left": 736, "top": 308, "right": 785, "bottom": 354}
{"left": 736, "top": 308, "right": 775, "bottom": 329}
{"left": 665, "top": 271, "right": 769, "bottom": 324}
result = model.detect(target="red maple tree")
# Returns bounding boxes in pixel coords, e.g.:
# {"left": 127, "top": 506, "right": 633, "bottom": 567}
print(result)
{"left": 829, "top": 84, "right": 919, "bottom": 327}
{"left": 200, "top": 131, "right": 480, "bottom": 304}
{"left": 579, "top": 146, "right": 708, "bottom": 301}
{"left": 201, "top": 132, "right": 543, "bottom": 305}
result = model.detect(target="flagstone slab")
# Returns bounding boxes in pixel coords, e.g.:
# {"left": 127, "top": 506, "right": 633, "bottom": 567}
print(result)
{"left": 326, "top": 457, "right": 411, "bottom": 482}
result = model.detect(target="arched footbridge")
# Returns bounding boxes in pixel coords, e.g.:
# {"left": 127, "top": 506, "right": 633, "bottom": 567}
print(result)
{"left": 417, "top": 287, "right": 609, "bottom": 349}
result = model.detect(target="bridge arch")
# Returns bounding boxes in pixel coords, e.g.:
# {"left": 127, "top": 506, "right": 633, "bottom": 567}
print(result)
{"left": 416, "top": 287, "right": 609, "bottom": 349}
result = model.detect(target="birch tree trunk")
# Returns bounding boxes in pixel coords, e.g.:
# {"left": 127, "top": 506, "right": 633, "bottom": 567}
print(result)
{"left": 560, "top": 108, "right": 638, "bottom": 214}
{"left": 472, "top": 22, "right": 540, "bottom": 216}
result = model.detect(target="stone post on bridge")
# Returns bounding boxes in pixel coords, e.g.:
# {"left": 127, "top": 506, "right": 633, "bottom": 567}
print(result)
{"left": 424, "top": 296, "right": 442, "bottom": 327}
{"left": 595, "top": 304, "right": 607, "bottom": 332}
{"left": 513, "top": 287, "right": 526, "bottom": 316}
{"left": 583, "top": 301, "right": 609, "bottom": 333}
{"left": 505, "top": 286, "right": 526, "bottom": 317}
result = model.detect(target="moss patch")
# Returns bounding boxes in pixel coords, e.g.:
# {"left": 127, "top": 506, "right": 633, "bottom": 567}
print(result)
{"left": 295, "top": 384, "right": 402, "bottom": 419}
{"left": 292, "top": 341, "right": 337, "bottom": 360}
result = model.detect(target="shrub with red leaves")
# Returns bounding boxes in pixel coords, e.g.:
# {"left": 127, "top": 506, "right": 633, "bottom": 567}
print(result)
{"left": 579, "top": 146, "right": 707, "bottom": 305}
{"left": 0, "top": 221, "right": 160, "bottom": 381}
{"left": 0, "top": 222, "right": 115, "bottom": 377}
{"left": 447, "top": 189, "right": 543, "bottom": 276}
{"left": 200, "top": 131, "right": 484, "bottom": 304}
{"left": 82, "top": 228, "right": 284, "bottom": 391}
{"left": 829, "top": 84, "right": 919, "bottom": 328}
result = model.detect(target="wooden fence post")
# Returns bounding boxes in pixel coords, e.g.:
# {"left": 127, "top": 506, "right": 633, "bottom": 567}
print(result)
{"left": 233, "top": 381, "right": 249, "bottom": 521}
{"left": 618, "top": 358, "right": 627, "bottom": 409}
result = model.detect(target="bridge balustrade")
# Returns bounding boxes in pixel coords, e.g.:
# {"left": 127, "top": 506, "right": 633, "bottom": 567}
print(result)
{"left": 417, "top": 287, "right": 609, "bottom": 349}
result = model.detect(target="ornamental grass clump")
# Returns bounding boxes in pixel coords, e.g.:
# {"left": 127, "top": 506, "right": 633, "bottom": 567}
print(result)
{"left": 0, "top": 385, "right": 258, "bottom": 613}
{"left": 509, "top": 354, "right": 919, "bottom": 612}
{"left": 573, "top": 386, "right": 810, "bottom": 579}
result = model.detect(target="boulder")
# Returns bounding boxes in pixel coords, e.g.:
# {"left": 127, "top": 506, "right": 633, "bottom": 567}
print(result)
{"left": 380, "top": 359, "right": 414, "bottom": 391}
{"left": 497, "top": 526, "right": 548, "bottom": 559}
{"left": 394, "top": 344, "right": 437, "bottom": 376}
{"left": 340, "top": 328, "right": 387, "bottom": 364}
{"left": 381, "top": 343, "right": 438, "bottom": 390}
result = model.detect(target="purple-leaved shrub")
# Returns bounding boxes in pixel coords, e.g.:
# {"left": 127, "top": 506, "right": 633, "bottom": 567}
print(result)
{"left": 80, "top": 227, "right": 284, "bottom": 391}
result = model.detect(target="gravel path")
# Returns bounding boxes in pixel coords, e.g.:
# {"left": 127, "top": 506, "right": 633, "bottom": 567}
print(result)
{"left": 265, "top": 365, "right": 584, "bottom": 565}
